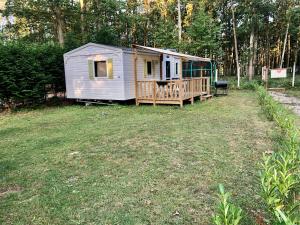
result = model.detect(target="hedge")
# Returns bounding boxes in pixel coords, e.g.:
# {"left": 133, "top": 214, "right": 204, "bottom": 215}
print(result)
{"left": 256, "top": 85, "right": 300, "bottom": 225}
{"left": 0, "top": 42, "right": 65, "bottom": 108}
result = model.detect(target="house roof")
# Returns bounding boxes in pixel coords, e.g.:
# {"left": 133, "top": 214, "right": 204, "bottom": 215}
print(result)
{"left": 133, "top": 45, "right": 211, "bottom": 62}
{"left": 64, "top": 43, "right": 212, "bottom": 62}
{"left": 64, "top": 43, "right": 155, "bottom": 57}
{"left": 64, "top": 43, "right": 125, "bottom": 57}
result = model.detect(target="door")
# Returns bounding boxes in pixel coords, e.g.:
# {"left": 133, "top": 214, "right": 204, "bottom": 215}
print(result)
{"left": 166, "top": 61, "right": 171, "bottom": 80}
{"left": 173, "top": 58, "right": 180, "bottom": 79}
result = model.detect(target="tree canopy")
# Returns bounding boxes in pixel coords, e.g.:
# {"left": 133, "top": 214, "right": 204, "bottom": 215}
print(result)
{"left": 1, "top": 0, "right": 300, "bottom": 78}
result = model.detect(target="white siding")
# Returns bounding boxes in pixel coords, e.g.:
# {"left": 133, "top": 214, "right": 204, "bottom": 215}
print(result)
{"left": 64, "top": 45, "right": 126, "bottom": 100}
{"left": 123, "top": 52, "right": 161, "bottom": 99}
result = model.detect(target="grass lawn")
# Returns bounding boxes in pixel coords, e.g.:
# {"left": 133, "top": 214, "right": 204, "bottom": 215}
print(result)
{"left": 0, "top": 91, "right": 275, "bottom": 225}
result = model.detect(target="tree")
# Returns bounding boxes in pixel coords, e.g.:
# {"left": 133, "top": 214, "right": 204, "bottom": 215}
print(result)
{"left": 184, "top": 7, "right": 221, "bottom": 58}
{"left": 230, "top": 1, "right": 240, "bottom": 88}
{"left": 4, "top": 0, "right": 78, "bottom": 46}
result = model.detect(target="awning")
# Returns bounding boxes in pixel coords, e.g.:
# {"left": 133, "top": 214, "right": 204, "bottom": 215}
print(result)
{"left": 133, "top": 44, "right": 211, "bottom": 62}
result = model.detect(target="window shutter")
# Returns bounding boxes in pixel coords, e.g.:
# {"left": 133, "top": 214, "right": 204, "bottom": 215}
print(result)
{"left": 107, "top": 58, "right": 113, "bottom": 79}
{"left": 88, "top": 60, "right": 94, "bottom": 80}
{"left": 152, "top": 60, "right": 155, "bottom": 77}
{"left": 144, "top": 59, "right": 147, "bottom": 78}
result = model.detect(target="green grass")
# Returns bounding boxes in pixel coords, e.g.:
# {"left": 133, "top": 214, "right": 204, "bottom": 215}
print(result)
{"left": 0, "top": 91, "right": 275, "bottom": 225}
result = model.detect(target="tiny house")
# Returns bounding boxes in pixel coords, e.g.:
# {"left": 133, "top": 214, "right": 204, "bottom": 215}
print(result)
{"left": 64, "top": 43, "right": 216, "bottom": 107}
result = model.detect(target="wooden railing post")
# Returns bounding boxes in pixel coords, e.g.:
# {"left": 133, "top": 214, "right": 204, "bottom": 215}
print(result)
{"left": 200, "top": 78, "right": 203, "bottom": 94}
{"left": 191, "top": 79, "right": 194, "bottom": 104}
{"left": 207, "top": 77, "right": 210, "bottom": 95}
{"left": 153, "top": 80, "right": 156, "bottom": 106}
{"left": 180, "top": 80, "right": 184, "bottom": 107}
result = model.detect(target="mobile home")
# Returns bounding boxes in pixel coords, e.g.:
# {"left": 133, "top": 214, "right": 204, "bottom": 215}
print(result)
{"left": 64, "top": 43, "right": 216, "bottom": 106}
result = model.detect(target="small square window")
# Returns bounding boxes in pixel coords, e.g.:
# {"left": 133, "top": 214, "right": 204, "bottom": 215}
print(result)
{"left": 94, "top": 61, "right": 107, "bottom": 77}
{"left": 147, "top": 61, "right": 152, "bottom": 75}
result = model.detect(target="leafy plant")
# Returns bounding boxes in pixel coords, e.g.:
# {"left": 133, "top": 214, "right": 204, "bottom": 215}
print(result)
{"left": 213, "top": 184, "right": 243, "bottom": 225}
{"left": 255, "top": 85, "right": 300, "bottom": 225}
{"left": 0, "top": 42, "right": 65, "bottom": 109}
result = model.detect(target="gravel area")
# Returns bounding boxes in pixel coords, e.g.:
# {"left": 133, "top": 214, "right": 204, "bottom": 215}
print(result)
{"left": 269, "top": 91, "right": 300, "bottom": 116}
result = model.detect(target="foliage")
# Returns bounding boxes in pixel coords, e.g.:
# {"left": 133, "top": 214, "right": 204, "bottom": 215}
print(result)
{"left": 183, "top": 7, "right": 221, "bottom": 57}
{"left": 256, "top": 85, "right": 300, "bottom": 225}
{"left": 0, "top": 42, "right": 65, "bottom": 108}
{"left": 2, "top": 0, "right": 300, "bottom": 79}
{"left": 222, "top": 75, "right": 300, "bottom": 90}
{"left": 213, "top": 184, "right": 243, "bottom": 225}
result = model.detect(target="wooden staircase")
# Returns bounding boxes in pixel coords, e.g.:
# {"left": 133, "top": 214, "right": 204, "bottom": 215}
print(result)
{"left": 200, "top": 93, "right": 213, "bottom": 101}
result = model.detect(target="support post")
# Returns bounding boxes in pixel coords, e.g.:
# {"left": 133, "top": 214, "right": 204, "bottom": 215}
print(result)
{"left": 207, "top": 77, "right": 211, "bottom": 95}
{"left": 160, "top": 54, "right": 163, "bottom": 80}
{"left": 180, "top": 80, "right": 184, "bottom": 108}
{"left": 153, "top": 80, "right": 156, "bottom": 106}
{"left": 191, "top": 79, "right": 194, "bottom": 104}
{"left": 209, "top": 61, "right": 213, "bottom": 85}
{"left": 200, "top": 77, "right": 203, "bottom": 94}
{"left": 133, "top": 45, "right": 138, "bottom": 105}
{"left": 178, "top": 58, "right": 183, "bottom": 81}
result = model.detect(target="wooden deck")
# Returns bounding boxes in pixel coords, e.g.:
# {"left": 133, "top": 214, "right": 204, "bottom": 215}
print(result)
{"left": 136, "top": 77, "right": 211, "bottom": 107}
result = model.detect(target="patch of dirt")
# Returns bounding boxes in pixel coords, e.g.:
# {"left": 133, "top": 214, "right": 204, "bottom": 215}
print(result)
{"left": 269, "top": 91, "right": 300, "bottom": 116}
{"left": 0, "top": 186, "right": 22, "bottom": 198}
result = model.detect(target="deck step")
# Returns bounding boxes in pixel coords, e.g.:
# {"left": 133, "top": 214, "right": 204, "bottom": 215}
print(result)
{"left": 201, "top": 94, "right": 213, "bottom": 101}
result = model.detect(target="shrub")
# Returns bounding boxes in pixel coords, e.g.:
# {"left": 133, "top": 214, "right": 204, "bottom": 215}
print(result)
{"left": 255, "top": 85, "right": 300, "bottom": 225}
{"left": 222, "top": 76, "right": 262, "bottom": 90}
{"left": 0, "top": 42, "right": 65, "bottom": 108}
{"left": 222, "top": 75, "right": 300, "bottom": 90}
{"left": 213, "top": 184, "right": 243, "bottom": 225}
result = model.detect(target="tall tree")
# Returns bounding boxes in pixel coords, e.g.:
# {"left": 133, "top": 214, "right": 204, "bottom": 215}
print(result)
{"left": 177, "top": 0, "right": 182, "bottom": 43}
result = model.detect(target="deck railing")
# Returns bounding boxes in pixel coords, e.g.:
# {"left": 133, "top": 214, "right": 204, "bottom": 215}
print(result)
{"left": 136, "top": 77, "right": 210, "bottom": 106}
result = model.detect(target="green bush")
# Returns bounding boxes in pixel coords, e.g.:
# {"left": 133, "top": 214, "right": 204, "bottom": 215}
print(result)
{"left": 222, "top": 75, "right": 300, "bottom": 90}
{"left": 0, "top": 42, "right": 65, "bottom": 108}
{"left": 255, "top": 85, "right": 300, "bottom": 225}
{"left": 213, "top": 184, "right": 243, "bottom": 225}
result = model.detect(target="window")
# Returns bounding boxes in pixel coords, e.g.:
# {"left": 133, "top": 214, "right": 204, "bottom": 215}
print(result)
{"left": 175, "top": 63, "right": 178, "bottom": 75}
{"left": 147, "top": 61, "right": 152, "bottom": 75}
{"left": 94, "top": 61, "right": 107, "bottom": 77}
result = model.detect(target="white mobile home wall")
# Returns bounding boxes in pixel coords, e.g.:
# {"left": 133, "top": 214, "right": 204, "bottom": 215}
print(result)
{"left": 64, "top": 43, "right": 161, "bottom": 101}
{"left": 123, "top": 51, "right": 161, "bottom": 100}
{"left": 64, "top": 43, "right": 127, "bottom": 100}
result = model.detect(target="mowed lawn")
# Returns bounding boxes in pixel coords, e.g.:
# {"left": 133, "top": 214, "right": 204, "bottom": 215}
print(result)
{"left": 0, "top": 91, "right": 275, "bottom": 225}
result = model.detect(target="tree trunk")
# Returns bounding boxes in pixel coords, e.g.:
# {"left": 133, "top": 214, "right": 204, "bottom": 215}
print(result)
{"left": 54, "top": 7, "right": 65, "bottom": 46}
{"left": 232, "top": 9, "right": 240, "bottom": 88}
{"left": 248, "top": 26, "right": 255, "bottom": 80}
{"left": 276, "top": 38, "right": 281, "bottom": 67}
{"left": 287, "top": 34, "right": 291, "bottom": 68}
{"left": 292, "top": 56, "right": 297, "bottom": 87}
{"left": 292, "top": 40, "right": 299, "bottom": 87}
{"left": 280, "top": 23, "right": 290, "bottom": 68}
{"left": 143, "top": 20, "right": 148, "bottom": 46}
{"left": 177, "top": 0, "right": 182, "bottom": 43}
{"left": 253, "top": 36, "right": 258, "bottom": 76}
{"left": 80, "top": 0, "right": 86, "bottom": 42}
{"left": 266, "top": 17, "right": 270, "bottom": 68}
